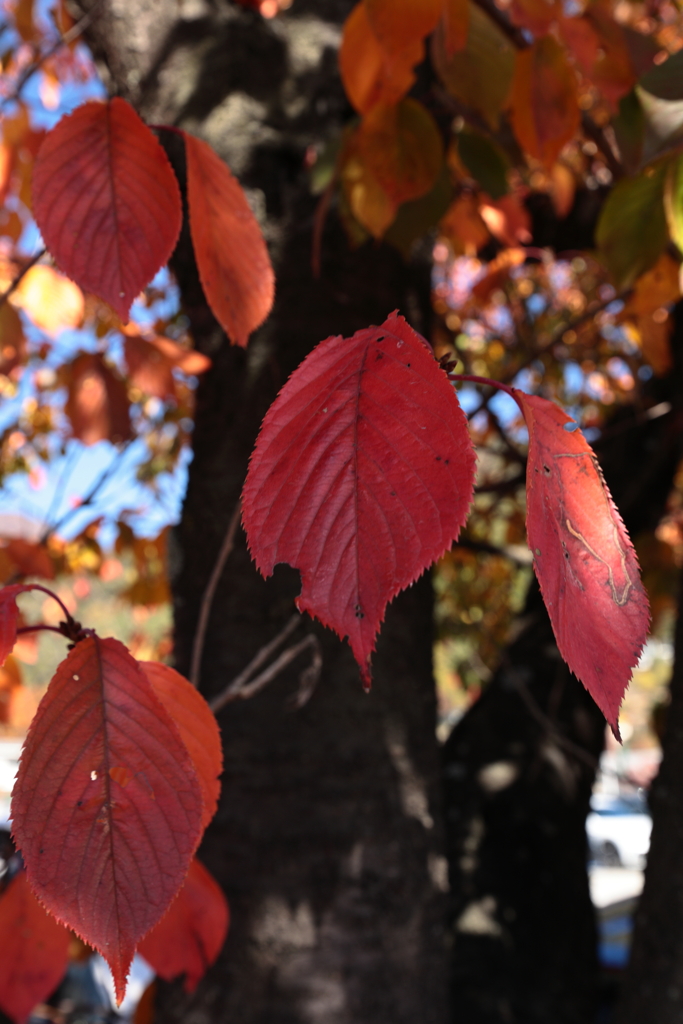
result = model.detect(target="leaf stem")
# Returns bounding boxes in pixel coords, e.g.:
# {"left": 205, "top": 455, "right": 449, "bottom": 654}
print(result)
{"left": 25, "top": 584, "right": 74, "bottom": 626}
{"left": 16, "top": 624, "right": 66, "bottom": 637}
{"left": 449, "top": 373, "right": 517, "bottom": 400}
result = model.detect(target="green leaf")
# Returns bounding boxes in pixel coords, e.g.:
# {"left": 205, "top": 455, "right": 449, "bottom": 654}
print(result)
{"left": 431, "top": 2, "right": 515, "bottom": 129}
{"left": 637, "top": 86, "right": 683, "bottom": 165}
{"left": 457, "top": 130, "right": 510, "bottom": 199}
{"left": 612, "top": 91, "right": 644, "bottom": 175}
{"left": 595, "top": 165, "right": 668, "bottom": 290}
{"left": 384, "top": 164, "right": 453, "bottom": 258}
{"left": 664, "top": 155, "right": 683, "bottom": 252}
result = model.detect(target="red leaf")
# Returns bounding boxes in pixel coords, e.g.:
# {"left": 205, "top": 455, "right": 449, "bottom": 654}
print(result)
{"left": 0, "top": 872, "right": 69, "bottom": 1024}
{"left": 124, "top": 332, "right": 210, "bottom": 400}
{"left": 184, "top": 132, "right": 274, "bottom": 347}
{"left": 0, "top": 585, "right": 33, "bottom": 667}
{"left": 139, "top": 661, "right": 222, "bottom": 832}
{"left": 32, "top": 99, "right": 182, "bottom": 321}
{"left": 242, "top": 312, "right": 476, "bottom": 682}
{"left": 61, "top": 352, "right": 133, "bottom": 446}
{"left": 514, "top": 391, "right": 649, "bottom": 735}
{"left": 11, "top": 636, "right": 203, "bottom": 1002}
{"left": 138, "top": 856, "right": 229, "bottom": 992}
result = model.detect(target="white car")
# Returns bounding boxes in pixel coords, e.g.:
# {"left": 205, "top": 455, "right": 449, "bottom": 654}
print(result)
{"left": 586, "top": 792, "right": 652, "bottom": 869}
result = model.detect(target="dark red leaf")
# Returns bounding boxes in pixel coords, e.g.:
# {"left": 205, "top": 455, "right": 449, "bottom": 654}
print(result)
{"left": 514, "top": 391, "right": 649, "bottom": 735}
{"left": 138, "top": 856, "right": 229, "bottom": 992}
{"left": 0, "top": 585, "right": 33, "bottom": 667}
{"left": 140, "top": 661, "right": 222, "bottom": 832}
{"left": 0, "top": 872, "right": 69, "bottom": 1024}
{"left": 11, "top": 636, "right": 203, "bottom": 1002}
{"left": 32, "top": 99, "right": 182, "bottom": 321}
{"left": 242, "top": 312, "right": 476, "bottom": 683}
{"left": 184, "top": 131, "right": 274, "bottom": 347}
{"left": 61, "top": 352, "right": 133, "bottom": 446}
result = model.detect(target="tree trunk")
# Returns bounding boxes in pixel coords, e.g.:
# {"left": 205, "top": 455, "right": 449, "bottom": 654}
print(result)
{"left": 78, "top": 2, "right": 449, "bottom": 1022}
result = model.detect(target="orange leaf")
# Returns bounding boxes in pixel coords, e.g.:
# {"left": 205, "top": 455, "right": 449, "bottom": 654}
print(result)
{"left": 184, "top": 132, "right": 274, "bottom": 347}
{"left": 625, "top": 254, "right": 681, "bottom": 317}
{"left": 479, "top": 194, "right": 532, "bottom": 247}
{"left": 339, "top": 2, "right": 423, "bottom": 113}
{"left": 439, "top": 194, "right": 490, "bottom": 253}
{"left": 0, "top": 143, "right": 14, "bottom": 207}
{"left": 0, "top": 305, "right": 26, "bottom": 377}
{"left": 140, "top": 661, "right": 222, "bottom": 832}
{"left": 357, "top": 98, "right": 443, "bottom": 207}
{"left": 0, "top": 585, "right": 33, "bottom": 667}
{"left": 62, "top": 353, "right": 132, "bottom": 446}
{"left": 138, "top": 857, "right": 229, "bottom": 992}
{"left": 364, "top": 0, "right": 443, "bottom": 56}
{"left": 12, "top": 266, "right": 84, "bottom": 337}
{"left": 0, "top": 872, "right": 69, "bottom": 1024}
{"left": 1, "top": 539, "right": 54, "bottom": 581}
{"left": 509, "top": 0, "right": 559, "bottom": 37}
{"left": 509, "top": 36, "right": 580, "bottom": 169}
{"left": 443, "top": 0, "right": 469, "bottom": 55}
{"left": 513, "top": 390, "right": 649, "bottom": 735}
{"left": 32, "top": 99, "right": 182, "bottom": 321}
{"left": 11, "top": 636, "right": 204, "bottom": 1002}
{"left": 124, "top": 333, "right": 210, "bottom": 400}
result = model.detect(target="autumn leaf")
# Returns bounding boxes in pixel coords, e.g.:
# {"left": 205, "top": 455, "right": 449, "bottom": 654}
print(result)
{"left": 12, "top": 265, "right": 84, "bottom": 337}
{"left": 124, "top": 332, "right": 211, "bottom": 401}
{"left": 61, "top": 352, "right": 132, "bottom": 446}
{"left": 138, "top": 857, "right": 229, "bottom": 992}
{"left": 32, "top": 99, "right": 182, "bottom": 321}
{"left": 509, "top": 36, "right": 580, "bottom": 170}
{"left": 513, "top": 390, "right": 649, "bottom": 735}
{"left": 0, "top": 872, "right": 69, "bottom": 1024}
{"left": 510, "top": 0, "right": 560, "bottom": 37}
{"left": 443, "top": 0, "right": 469, "bottom": 55}
{"left": 664, "top": 154, "right": 683, "bottom": 252}
{"left": 339, "top": 2, "right": 423, "bottom": 113}
{"left": 184, "top": 132, "right": 274, "bottom": 347}
{"left": 364, "top": 0, "right": 443, "bottom": 56}
{"left": 140, "top": 661, "right": 222, "bottom": 832}
{"left": 0, "top": 304, "right": 26, "bottom": 377}
{"left": 432, "top": 3, "right": 515, "bottom": 129}
{"left": 0, "top": 585, "right": 33, "bottom": 667}
{"left": 0, "top": 539, "right": 54, "bottom": 581}
{"left": 11, "top": 636, "right": 204, "bottom": 1001}
{"left": 340, "top": 134, "right": 398, "bottom": 239}
{"left": 242, "top": 312, "right": 476, "bottom": 683}
{"left": 356, "top": 98, "right": 443, "bottom": 207}
{"left": 595, "top": 165, "right": 668, "bottom": 290}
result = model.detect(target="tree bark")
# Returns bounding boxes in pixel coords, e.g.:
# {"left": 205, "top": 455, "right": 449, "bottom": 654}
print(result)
{"left": 77, "top": 2, "right": 448, "bottom": 1022}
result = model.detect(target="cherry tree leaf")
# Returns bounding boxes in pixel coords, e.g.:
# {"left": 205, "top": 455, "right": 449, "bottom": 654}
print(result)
{"left": 339, "top": 2, "right": 424, "bottom": 113}
{"left": 11, "top": 636, "right": 203, "bottom": 1002}
{"left": 0, "top": 872, "right": 69, "bottom": 1024}
{"left": 32, "top": 98, "right": 182, "bottom": 321}
{"left": 0, "top": 585, "right": 34, "bottom": 667}
{"left": 357, "top": 98, "right": 444, "bottom": 207}
{"left": 138, "top": 856, "right": 229, "bottom": 992}
{"left": 513, "top": 391, "right": 649, "bottom": 735}
{"left": 365, "top": 0, "right": 443, "bottom": 55}
{"left": 184, "top": 131, "right": 274, "bottom": 347}
{"left": 242, "top": 311, "right": 476, "bottom": 683}
{"left": 61, "top": 352, "right": 132, "bottom": 446}
{"left": 140, "top": 661, "right": 222, "bottom": 832}
{"left": 509, "top": 36, "right": 580, "bottom": 170}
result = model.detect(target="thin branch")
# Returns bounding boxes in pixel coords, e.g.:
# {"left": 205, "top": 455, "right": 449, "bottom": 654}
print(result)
{"left": 0, "top": 0, "right": 104, "bottom": 114}
{"left": 16, "top": 623, "right": 65, "bottom": 636}
{"left": 211, "top": 613, "right": 301, "bottom": 702}
{"left": 0, "top": 249, "right": 46, "bottom": 311}
{"left": 470, "top": 0, "right": 529, "bottom": 47}
{"left": 39, "top": 438, "right": 135, "bottom": 544}
{"left": 189, "top": 499, "right": 242, "bottom": 687}
{"left": 210, "top": 632, "right": 321, "bottom": 713}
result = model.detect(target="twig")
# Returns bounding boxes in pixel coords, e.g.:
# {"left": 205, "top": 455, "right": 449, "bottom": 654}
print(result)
{"left": 39, "top": 437, "right": 134, "bottom": 544}
{"left": 0, "top": 249, "right": 46, "bottom": 311}
{"left": 0, "top": 0, "right": 104, "bottom": 113}
{"left": 210, "top": 632, "right": 321, "bottom": 713}
{"left": 40, "top": 447, "right": 79, "bottom": 539}
{"left": 189, "top": 499, "right": 242, "bottom": 687}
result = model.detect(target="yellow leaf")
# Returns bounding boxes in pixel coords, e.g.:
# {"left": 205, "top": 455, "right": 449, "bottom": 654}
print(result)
{"left": 13, "top": 265, "right": 84, "bottom": 336}
{"left": 626, "top": 254, "right": 681, "bottom": 317}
